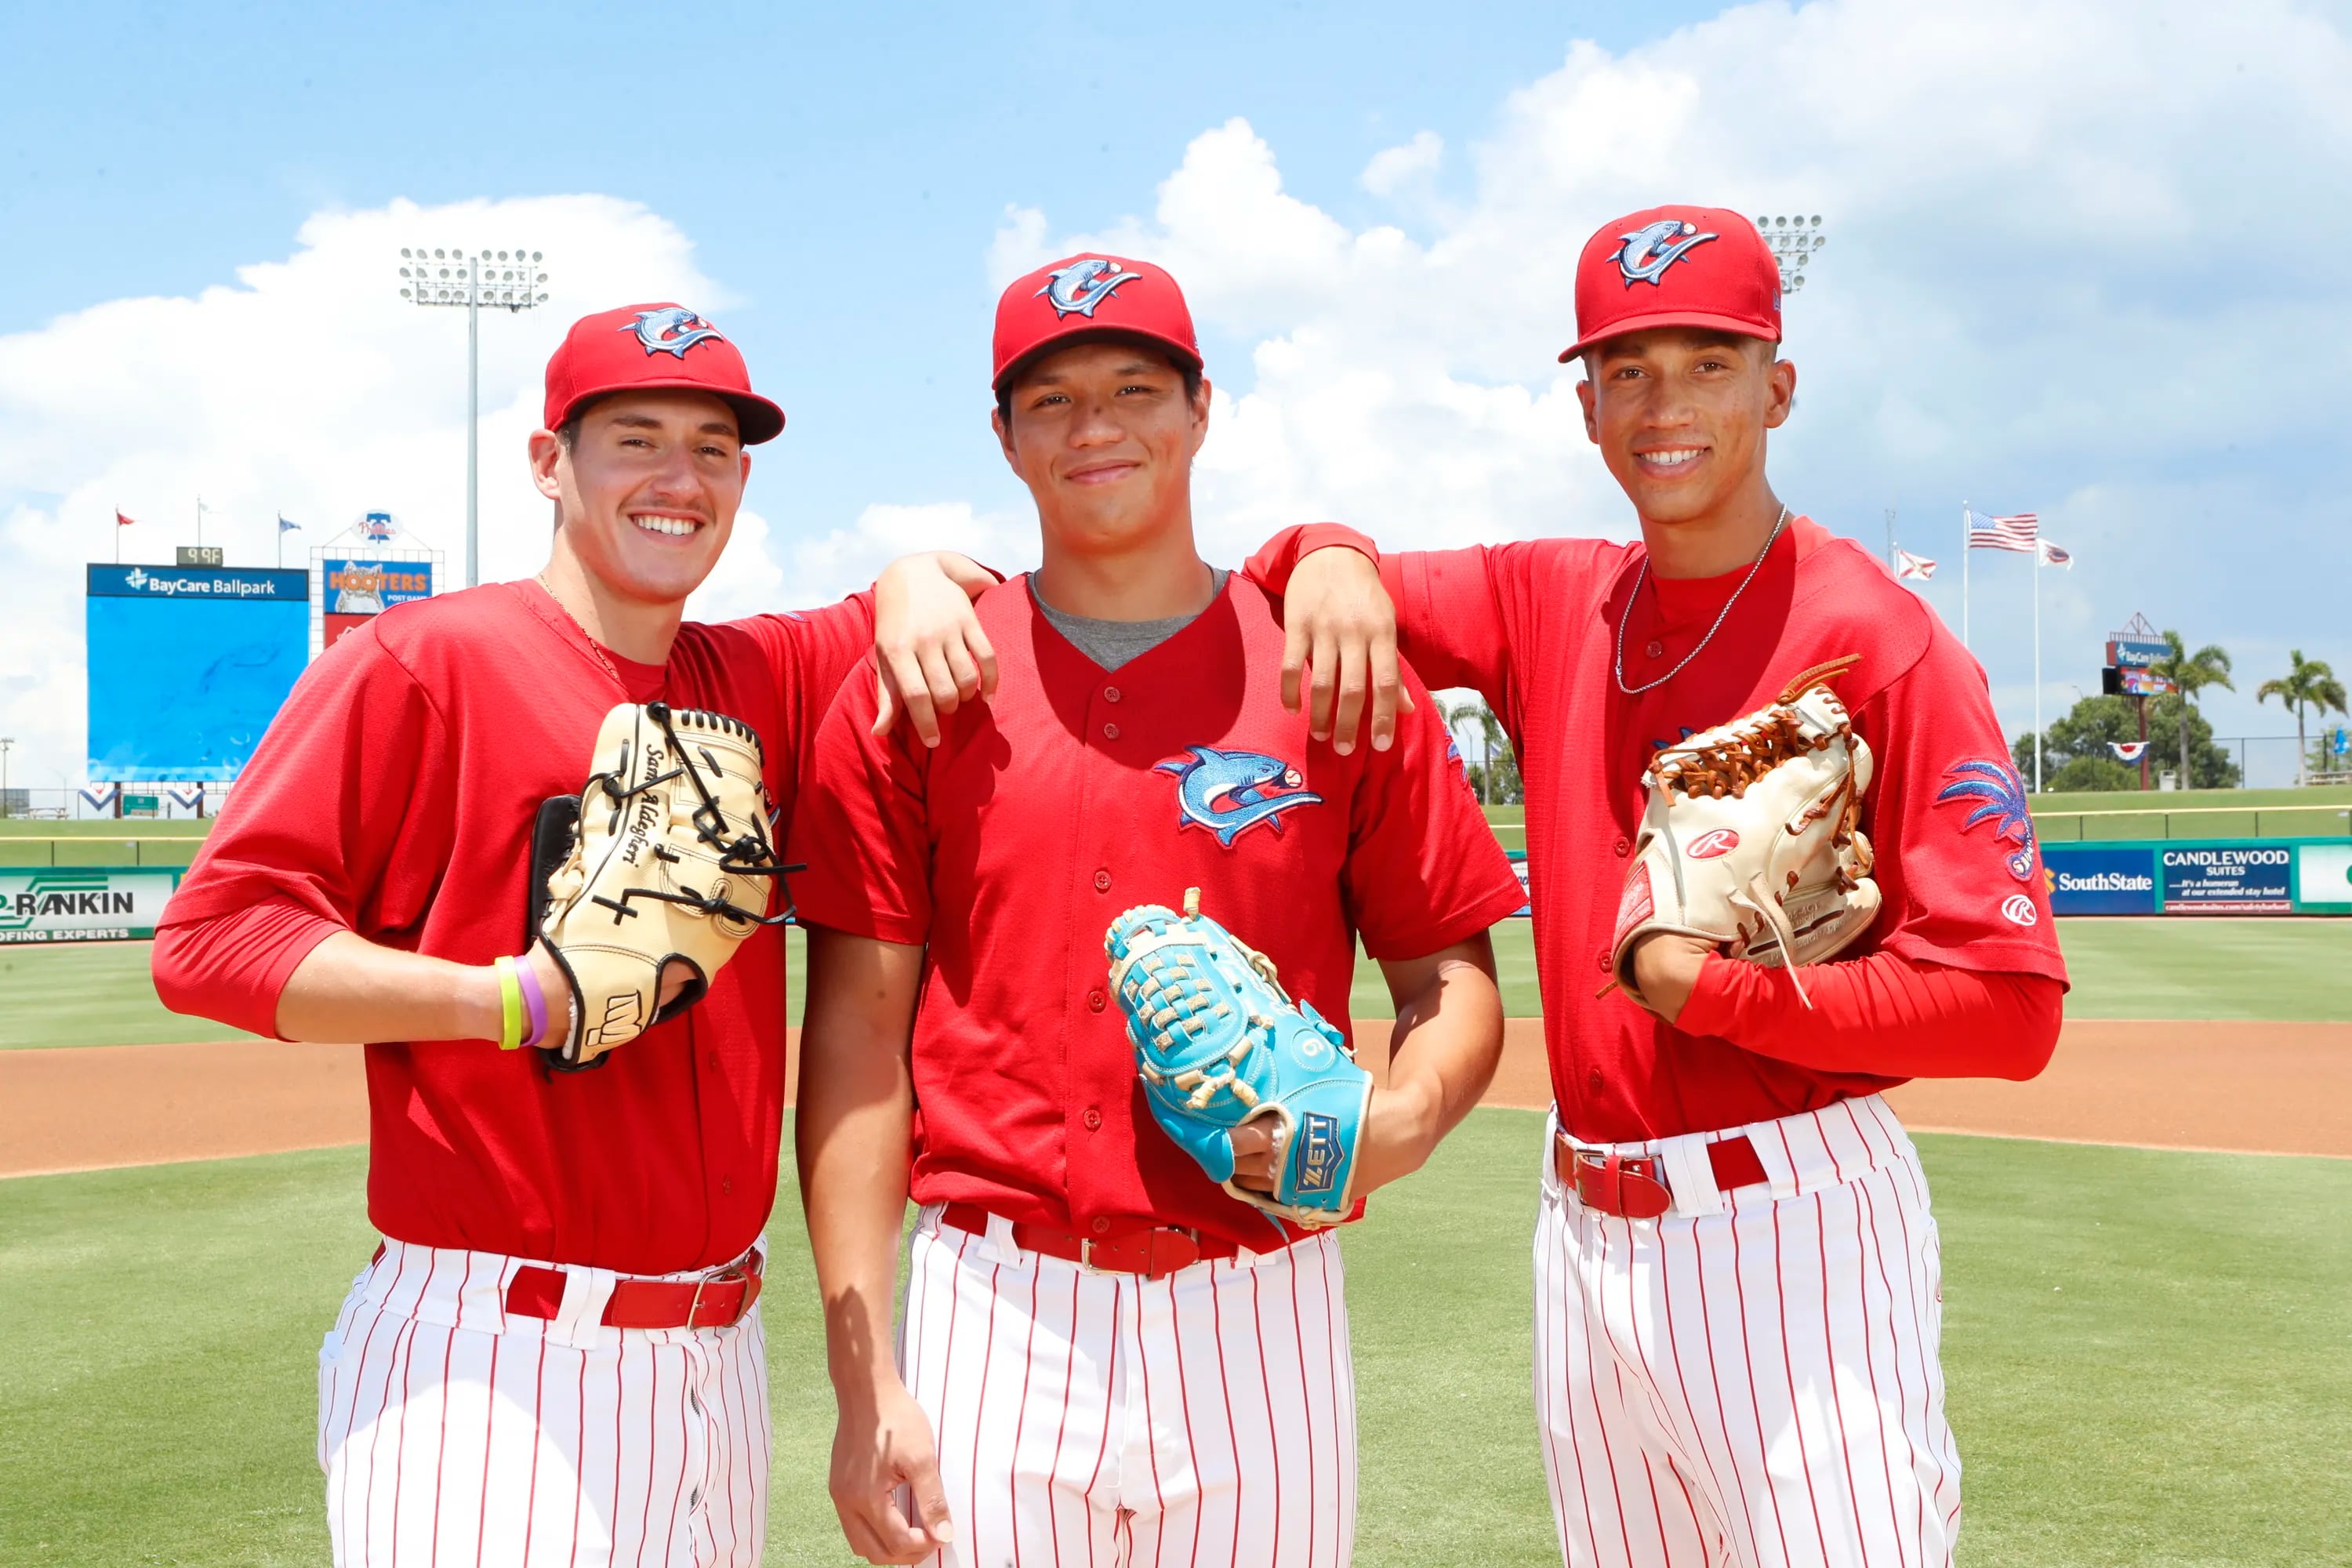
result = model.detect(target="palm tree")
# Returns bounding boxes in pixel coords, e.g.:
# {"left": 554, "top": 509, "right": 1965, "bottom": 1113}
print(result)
{"left": 2151, "top": 630, "right": 2231, "bottom": 788}
{"left": 2256, "top": 650, "right": 2349, "bottom": 786}
{"left": 1443, "top": 698, "right": 1519, "bottom": 804}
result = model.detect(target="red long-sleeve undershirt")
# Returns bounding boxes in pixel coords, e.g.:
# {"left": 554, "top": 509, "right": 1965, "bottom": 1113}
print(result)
{"left": 151, "top": 897, "right": 344, "bottom": 1040}
{"left": 1679, "top": 948, "right": 2061, "bottom": 1081}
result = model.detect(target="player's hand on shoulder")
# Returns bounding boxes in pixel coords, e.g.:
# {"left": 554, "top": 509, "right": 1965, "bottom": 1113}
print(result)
{"left": 1280, "top": 544, "right": 1411, "bottom": 755}
{"left": 829, "top": 1377, "right": 954, "bottom": 1564}
{"left": 872, "top": 551, "right": 1000, "bottom": 749}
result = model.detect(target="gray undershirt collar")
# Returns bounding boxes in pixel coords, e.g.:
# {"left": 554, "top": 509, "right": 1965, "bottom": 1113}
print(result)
{"left": 1031, "top": 569, "right": 1230, "bottom": 672}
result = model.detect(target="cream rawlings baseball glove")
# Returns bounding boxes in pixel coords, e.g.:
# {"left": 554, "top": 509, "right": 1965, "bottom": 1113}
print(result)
{"left": 1606, "top": 656, "right": 1878, "bottom": 1010}
{"left": 534, "top": 702, "right": 788, "bottom": 1069}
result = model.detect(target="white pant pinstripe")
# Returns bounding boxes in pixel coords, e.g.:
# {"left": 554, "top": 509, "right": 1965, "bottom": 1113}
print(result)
{"left": 1534, "top": 1096, "right": 1961, "bottom": 1568}
{"left": 901, "top": 1207, "right": 1358, "bottom": 1567}
{"left": 316, "top": 1237, "right": 771, "bottom": 1567}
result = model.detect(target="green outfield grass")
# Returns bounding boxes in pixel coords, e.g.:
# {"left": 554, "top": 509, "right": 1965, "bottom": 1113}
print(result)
{"left": 0, "top": 942, "right": 257, "bottom": 1049}
{"left": 2, "top": 1118, "right": 2346, "bottom": 1566}
{"left": 0, "top": 818, "right": 213, "bottom": 837}
{"left": 7, "top": 912, "right": 2345, "bottom": 1052}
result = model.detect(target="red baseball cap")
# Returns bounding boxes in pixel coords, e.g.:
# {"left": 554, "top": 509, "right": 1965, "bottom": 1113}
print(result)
{"left": 542, "top": 303, "right": 786, "bottom": 445}
{"left": 992, "top": 254, "right": 1202, "bottom": 391}
{"left": 1559, "top": 206, "right": 1781, "bottom": 363}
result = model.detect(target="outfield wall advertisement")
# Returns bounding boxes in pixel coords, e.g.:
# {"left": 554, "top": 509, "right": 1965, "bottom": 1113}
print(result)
{"left": 2042, "top": 845, "right": 2159, "bottom": 914}
{"left": 2043, "top": 840, "right": 2343, "bottom": 915}
{"left": 0, "top": 869, "right": 183, "bottom": 942}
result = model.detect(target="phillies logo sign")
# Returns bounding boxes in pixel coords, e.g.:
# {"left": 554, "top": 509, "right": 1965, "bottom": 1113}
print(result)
{"left": 1686, "top": 828, "right": 1740, "bottom": 860}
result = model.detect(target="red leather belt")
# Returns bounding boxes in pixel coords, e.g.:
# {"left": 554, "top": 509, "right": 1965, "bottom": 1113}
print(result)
{"left": 504, "top": 1254, "right": 763, "bottom": 1330}
{"left": 1552, "top": 1134, "right": 1769, "bottom": 1221}
{"left": 939, "top": 1203, "right": 1243, "bottom": 1281}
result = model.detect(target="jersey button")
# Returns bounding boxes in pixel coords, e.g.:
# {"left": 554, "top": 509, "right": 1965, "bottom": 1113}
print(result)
{"left": 1645, "top": 639, "right": 1664, "bottom": 659}
{"left": 1094, "top": 869, "right": 1112, "bottom": 892}
{"left": 1613, "top": 837, "right": 1630, "bottom": 857}
{"left": 1587, "top": 1068, "right": 1604, "bottom": 1094}
{"left": 1087, "top": 988, "right": 1106, "bottom": 1012}
{"left": 1091, "top": 1216, "right": 1112, "bottom": 1235}
{"left": 1102, "top": 721, "right": 1122, "bottom": 741}
{"left": 1082, "top": 1106, "right": 1103, "bottom": 1131}
{"left": 1103, "top": 686, "right": 1122, "bottom": 703}
{"left": 1595, "top": 948, "right": 1610, "bottom": 975}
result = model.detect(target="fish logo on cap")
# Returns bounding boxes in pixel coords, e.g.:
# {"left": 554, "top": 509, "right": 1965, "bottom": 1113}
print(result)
{"left": 1614, "top": 218, "right": 1719, "bottom": 288}
{"left": 622, "top": 307, "right": 725, "bottom": 358}
{"left": 1037, "top": 258, "right": 1142, "bottom": 319}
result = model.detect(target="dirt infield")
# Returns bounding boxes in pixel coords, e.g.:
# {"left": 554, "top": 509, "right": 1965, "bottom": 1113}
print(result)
{"left": 2, "top": 1018, "right": 2347, "bottom": 1178}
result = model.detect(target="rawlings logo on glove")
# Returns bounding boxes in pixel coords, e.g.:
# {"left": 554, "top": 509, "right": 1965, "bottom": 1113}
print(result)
{"left": 535, "top": 702, "right": 790, "bottom": 1069}
{"left": 1105, "top": 889, "right": 1371, "bottom": 1229}
{"left": 1606, "top": 656, "right": 1878, "bottom": 1010}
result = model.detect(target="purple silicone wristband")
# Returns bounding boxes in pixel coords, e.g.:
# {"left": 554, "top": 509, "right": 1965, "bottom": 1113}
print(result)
{"left": 515, "top": 956, "right": 552, "bottom": 1051}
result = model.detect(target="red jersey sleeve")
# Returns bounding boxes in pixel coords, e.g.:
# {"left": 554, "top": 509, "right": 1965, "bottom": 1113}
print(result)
{"left": 724, "top": 590, "right": 877, "bottom": 736}
{"left": 783, "top": 658, "right": 934, "bottom": 946}
{"left": 1855, "top": 608, "right": 2069, "bottom": 983}
{"left": 163, "top": 621, "right": 450, "bottom": 935}
{"left": 151, "top": 896, "right": 345, "bottom": 1039}
{"left": 1678, "top": 950, "right": 2063, "bottom": 1080}
{"left": 1339, "top": 659, "right": 1530, "bottom": 961}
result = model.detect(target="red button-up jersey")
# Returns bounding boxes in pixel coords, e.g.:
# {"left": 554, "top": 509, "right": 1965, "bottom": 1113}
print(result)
{"left": 786, "top": 576, "right": 1527, "bottom": 1248}
{"left": 159, "top": 580, "right": 871, "bottom": 1275}
{"left": 1247, "top": 519, "right": 2067, "bottom": 1143}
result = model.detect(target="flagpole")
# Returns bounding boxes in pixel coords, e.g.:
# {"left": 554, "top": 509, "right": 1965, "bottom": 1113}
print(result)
{"left": 2032, "top": 544, "right": 2043, "bottom": 793}
{"left": 1961, "top": 501, "right": 1970, "bottom": 649}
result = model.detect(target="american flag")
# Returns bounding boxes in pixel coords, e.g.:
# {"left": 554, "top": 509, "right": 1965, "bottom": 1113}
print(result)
{"left": 1966, "top": 509, "right": 2038, "bottom": 552}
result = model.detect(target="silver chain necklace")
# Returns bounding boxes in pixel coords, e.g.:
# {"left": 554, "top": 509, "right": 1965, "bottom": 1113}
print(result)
{"left": 1613, "top": 506, "right": 1789, "bottom": 696}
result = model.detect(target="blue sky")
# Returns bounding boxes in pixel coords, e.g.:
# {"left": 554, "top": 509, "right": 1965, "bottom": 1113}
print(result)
{"left": 4, "top": 0, "right": 2348, "bottom": 789}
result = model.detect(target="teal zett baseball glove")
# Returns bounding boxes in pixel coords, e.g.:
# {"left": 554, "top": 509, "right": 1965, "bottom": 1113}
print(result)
{"left": 1105, "top": 888, "right": 1372, "bottom": 1229}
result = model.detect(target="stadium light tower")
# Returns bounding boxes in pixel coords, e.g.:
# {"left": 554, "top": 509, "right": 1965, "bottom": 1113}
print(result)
{"left": 397, "top": 246, "right": 551, "bottom": 588}
{"left": 1755, "top": 214, "right": 1828, "bottom": 297}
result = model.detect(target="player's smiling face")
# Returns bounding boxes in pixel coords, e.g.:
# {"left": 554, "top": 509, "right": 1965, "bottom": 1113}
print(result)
{"left": 1577, "top": 328, "right": 1794, "bottom": 528}
{"left": 534, "top": 389, "right": 749, "bottom": 608}
{"left": 993, "top": 339, "right": 1210, "bottom": 555}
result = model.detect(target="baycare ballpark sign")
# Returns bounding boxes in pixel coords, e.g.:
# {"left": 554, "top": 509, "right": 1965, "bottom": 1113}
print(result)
{"left": 87, "top": 564, "right": 309, "bottom": 601}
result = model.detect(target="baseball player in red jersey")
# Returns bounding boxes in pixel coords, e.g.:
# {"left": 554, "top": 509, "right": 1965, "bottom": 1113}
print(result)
{"left": 788, "top": 255, "right": 1529, "bottom": 1566}
{"left": 1242, "top": 208, "right": 2070, "bottom": 1567}
{"left": 151, "top": 303, "right": 1004, "bottom": 1567}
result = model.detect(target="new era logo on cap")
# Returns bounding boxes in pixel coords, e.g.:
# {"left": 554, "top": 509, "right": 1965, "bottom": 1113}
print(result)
{"left": 1561, "top": 205, "right": 1781, "bottom": 363}
{"left": 543, "top": 303, "right": 786, "bottom": 444}
{"left": 993, "top": 253, "right": 1202, "bottom": 390}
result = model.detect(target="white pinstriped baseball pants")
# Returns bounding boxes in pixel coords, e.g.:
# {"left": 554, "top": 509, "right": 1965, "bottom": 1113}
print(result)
{"left": 901, "top": 1207, "right": 1358, "bottom": 1567}
{"left": 1534, "top": 1095, "right": 1961, "bottom": 1568}
{"left": 316, "top": 1237, "right": 771, "bottom": 1567}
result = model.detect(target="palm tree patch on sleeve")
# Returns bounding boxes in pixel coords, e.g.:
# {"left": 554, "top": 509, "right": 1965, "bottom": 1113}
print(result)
{"left": 1935, "top": 759, "right": 2038, "bottom": 882}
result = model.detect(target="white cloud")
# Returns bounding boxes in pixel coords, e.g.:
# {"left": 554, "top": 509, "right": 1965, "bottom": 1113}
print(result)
{"left": 1359, "top": 131, "right": 1443, "bottom": 197}
{"left": 986, "top": 0, "right": 2352, "bottom": 775}
{"left": 0, "top": 194, "right": 756, "bottom": 790}
{"left": 780, "top": 501, "right": 1039, "bottom": 613}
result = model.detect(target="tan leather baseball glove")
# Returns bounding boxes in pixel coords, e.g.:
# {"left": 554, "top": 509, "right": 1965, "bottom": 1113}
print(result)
{"left": 538, "top": 702, "right": 787, "bottom": 1068}
{"left": 1606, "top": 657, "right": 1878, "bottom": 1010}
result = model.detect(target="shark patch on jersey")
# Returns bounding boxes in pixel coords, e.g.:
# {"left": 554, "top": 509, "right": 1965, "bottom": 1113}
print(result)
{"left": 1155, "top": 746, "right": 1323, "bottom": 848}
{"left": 1936, "top": 758, "right": 2038, "bottom": 881}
